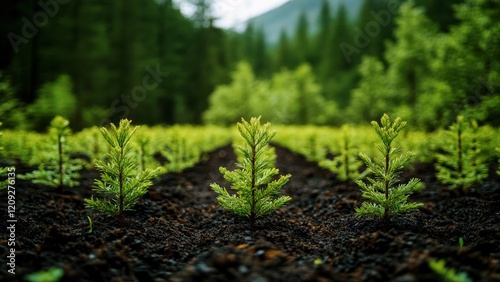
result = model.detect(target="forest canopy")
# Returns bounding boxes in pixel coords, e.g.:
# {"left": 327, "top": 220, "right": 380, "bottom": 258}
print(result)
{"left": 0, "top": 0, "right": 498, "bottom": 131}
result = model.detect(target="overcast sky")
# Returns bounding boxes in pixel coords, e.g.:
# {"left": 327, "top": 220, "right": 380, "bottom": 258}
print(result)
{"left": 175, "top": 0, "right": 289, "bottom": 29}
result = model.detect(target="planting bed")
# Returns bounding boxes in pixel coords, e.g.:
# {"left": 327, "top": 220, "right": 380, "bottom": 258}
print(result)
{"left": 1, "top": 145, "right": 499, "bottom": 281}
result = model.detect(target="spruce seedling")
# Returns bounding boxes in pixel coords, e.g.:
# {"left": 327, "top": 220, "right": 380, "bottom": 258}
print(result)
{"left": 20, "top": 116, "right": 81, "bottom": 190}
{"left": 355, "top": 114, "right": 423, "bottom": 221}
{"left": 211, "top": 117, "right": 291, "bottom": 231}
{"left": 84, "top": 119, "right": 160, "bottom": 216}
{"left": 436, "top": 116, "right": 488, "bottom": 190}
{"left": 161, "top": 132, "right": 200, "bottom": 173}
{"left": 134, "top": 131, "right": 163, "bottom": 175}
{"left": 320, "top": 125, "right": 367, "bottom": 184}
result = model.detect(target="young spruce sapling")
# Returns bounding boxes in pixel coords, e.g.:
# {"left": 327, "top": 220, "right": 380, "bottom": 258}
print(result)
{"left": 320, "top": 125, "right": 367, "bottom": 184}
{"left": 211, "top": 117, "right": 291, "bottom": 230}
{"left": 436, "top": 116, "right": 488, "bottom": 190}
{"left": 85, "top": 119, "right": 160, "bottom": 216}
{"left": 355, "top": 114, "right": 423, "bottom": 221}
{"left": 20, "top": 116, "right": 81, "bottom": 190}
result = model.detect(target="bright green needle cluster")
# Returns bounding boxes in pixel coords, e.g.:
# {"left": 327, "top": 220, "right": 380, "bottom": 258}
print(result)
{"left": 436, "top": 116, "right": 488, "bottom": 190}
{"left": 85, "top": 119, "right": 160, "bottom": 216}
{"left": 211, "top": 117, "right": 291, "bottom": 230}
{"left": 20, "top": 116, "right": 81, "bottom": 190}
{"left": 355, "top": 114, "right": 423, "bottom": 219}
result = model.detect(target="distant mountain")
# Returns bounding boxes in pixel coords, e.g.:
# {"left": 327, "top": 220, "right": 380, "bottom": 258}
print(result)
{"left": 247, "top": 0, "right": 364, "bottom": 45}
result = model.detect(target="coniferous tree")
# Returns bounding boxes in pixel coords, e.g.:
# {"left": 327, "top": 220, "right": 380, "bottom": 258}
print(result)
{"left": 275, "top": 29, "right": 294, "bottom": 70}
{"left": 356, "top": 114, "right": 423, "bottom": 221}
{"left": 384, "top": 2, "right": 438, "bottom": 121}
{"left": 313, "top": 0, "right": 331, "bottom": 68}
{"left": 85, "top": 119, "right": 160, "bottom": 216}
{"left": 211, "top": 117, "right": 291, "bottom": 231}
{"left": 294, "top": 11, "right": 310, "bottom": 64}
{"left": 320, "top": 125, "right": 367, "bottom": 184}
{"left": 436, "top": 116, "right": 488, "bottom": 190}
{"left": 20, "top": 116, "right": 81, "bottom": 190}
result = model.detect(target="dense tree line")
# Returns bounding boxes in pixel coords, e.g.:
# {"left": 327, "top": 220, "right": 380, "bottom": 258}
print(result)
{"left": 1, "top": 0, "right": 230, "bottom": 129}
{"left": 2, "top": 0, "right": 497, "bottom": 131}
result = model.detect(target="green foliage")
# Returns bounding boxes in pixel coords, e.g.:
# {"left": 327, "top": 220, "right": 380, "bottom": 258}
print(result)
{"left": 497, "top": 148, "right": 500, "bottom": 176}
{"left": 203, "top": 62, "right": 338, "bottom": 126}
{"left": 28, "top": 75, "right": 77, "bottom": 131}
{"left": 134, "top": 129, "right": 163, "bottom": 175}
{"left": 85, "top": 119, "right": 160, "bottom": 216}
{"left": 25, "top": 267, "right": 64, "bottom": 282}
{"left": 87, "top": 216, "right": 93, "bottom": 234}
{"left": 211, "top": 117, "right": 291, "bottom": 230}
{"left": 320, "top": 125, "right": 367, "bottom": 183}
{"left": 71, "top": 126, "right": 107, "bottom": 168}
{"left": 160, "top": 130, "right": 201, "bottom": 174}
{"left": 436, "top": 116, "right": 488, "bottom": 190}
{"left": 355, "top": 114, "right": 423, "bottom": 220}
{"left": 428, "top": 259, "right": 472, "bottom": 282}
{"left": 0, "top": 122, "right": 7, "bottom": 189}
{"left": 20, "top": 116, "right": 81, "bottom": 189}
{"left": 0, "top": 72, "right": 28, "bottom": 130}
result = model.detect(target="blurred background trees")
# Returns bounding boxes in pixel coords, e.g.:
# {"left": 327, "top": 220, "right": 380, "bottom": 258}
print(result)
{"left": 0, "top": 0, "right": 498, "bottom": 131}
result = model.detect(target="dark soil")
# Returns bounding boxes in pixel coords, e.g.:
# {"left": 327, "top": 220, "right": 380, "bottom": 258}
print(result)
{"left": 1, "top": 145, "right": 499, "bottom": 281}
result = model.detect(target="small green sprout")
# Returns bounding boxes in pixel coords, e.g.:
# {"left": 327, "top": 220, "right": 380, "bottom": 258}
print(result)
{"left": 429, "top": 259, "right": 471, "bottom": 282}
{"left": 459, "top": 237, "right": 464, "bottom": 248}
{"left": 355, "top": 114, "right": 423, "bottom": 221}
{"left": 25, "top": 267, "right": 64, "bottom": 282}
{"left": 87, "top": 216, "right": 93, "bottom": 233}
{"left": 211, "top": 117, "right": 291, "bottom": 231}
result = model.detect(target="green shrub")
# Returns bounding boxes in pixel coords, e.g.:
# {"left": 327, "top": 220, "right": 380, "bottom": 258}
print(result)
{"left": 320, "top": 125, "right": 367, "bottom": 183}
{"left": 436, "top": 116, "right": 488, "bottom": 190}
{"left": 211, "top": 117, "right": 291, "bottom": 230}
{"left": 203, "top": 62, "right": 338, "bottom": 126}
{"left": 84, "top": 119, "right": 160, "bottom": 216}
{"left": 20, "top": 116, "right": 81, "bottom": 190}
{"left": 355, "top": 114, "right": 423, "bottom": 220}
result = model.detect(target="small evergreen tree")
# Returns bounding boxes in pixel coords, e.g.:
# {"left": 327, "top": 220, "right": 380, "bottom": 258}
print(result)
{"left": 211, "top": 117, "right": 291, "bottom": 230}
{"left": 20, "top": 116, "right": 81, "bottom": 190}
{"left": 355, "top": 114, "right": 423, "bottom": 221}
{"left": 134, "top": 130, "right": 163, "bottom": 175}
{"left": 161, "top": 132, "right": 200, "bottom": 173}
{"left": 436, "top": 116, "right": 488, "bottom": 190}
{"left": 320, "top": 125, "right": 367, "bottom": 184}
{"left": 85, "top": 119, "right": 160, "bottom": 216}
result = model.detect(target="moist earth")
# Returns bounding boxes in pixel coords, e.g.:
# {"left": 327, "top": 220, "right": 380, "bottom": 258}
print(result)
{"left": 0, "top": 145, "right": 499, "bottom": 281}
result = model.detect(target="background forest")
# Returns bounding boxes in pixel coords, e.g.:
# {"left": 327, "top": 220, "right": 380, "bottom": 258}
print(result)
{"left": 0, "top": 0, "right": 499, "bottom": 131}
